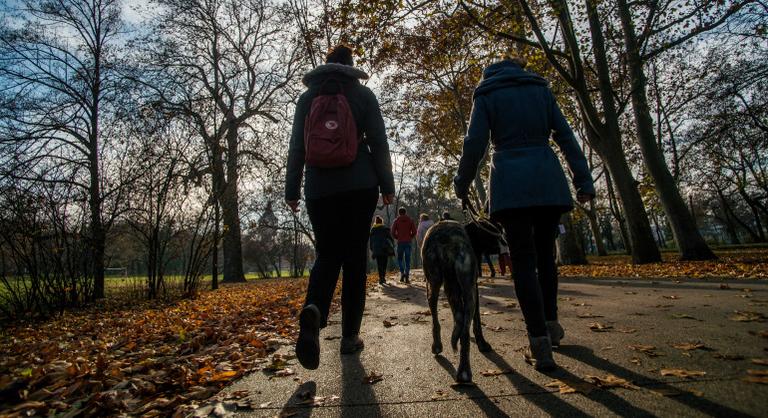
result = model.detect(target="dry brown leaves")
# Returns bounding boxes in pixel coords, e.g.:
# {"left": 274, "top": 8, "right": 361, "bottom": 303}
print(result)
{"left": 629, "top": 344, "right": 662, "bottom": 357}
{"left": 480, "top": 369, "right": 513, "bottom": 377}
{"left": 729, "top": 311, "right": 766, "bottom": 322}
{"left": 0, "top": 279, "right": 311, "bottom": 417}
{"left": 670, "top": 342, "right": 707, "bottom": 351}
{"left": 584, "top": 374, "right": 639, "bottom": 390}
{"left": 660, "top": 369, "right": 707, "bottom": 378}
{"left": 743, "top": 369, "right": 768, "bottom": 384}
{"left": 588, "top": 322, "right": 613, "bottom": 332}
{"left": 559, "top": 249, "right": 768, "bottom": 279}
{"left": 545, "top": 379, "right": 595, "bottom": 394}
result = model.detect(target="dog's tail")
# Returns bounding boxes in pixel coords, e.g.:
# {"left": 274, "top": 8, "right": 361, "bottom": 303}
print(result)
{"left": 450, "top": 249, "right": 475, "bottom": 352}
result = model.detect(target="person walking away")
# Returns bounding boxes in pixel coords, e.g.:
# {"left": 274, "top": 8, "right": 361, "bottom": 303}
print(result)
{"left": 285, "top": 45, "right": 395, "bottom": 370}
{"left": 370, "top": 216, "right": 394, "bottom": 284}
{"left": 391, "top": 207, "right": 417, "bottom": 283}
{"left": 454, "top": 56, "right": 595, "bottom": 371}
{"left": 416, "top": 213, "right": 435, "bottom": 262}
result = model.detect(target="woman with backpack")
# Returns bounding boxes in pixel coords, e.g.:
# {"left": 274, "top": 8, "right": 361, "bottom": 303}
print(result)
{"left": 285, "top": 45, "right": 395, "bottom": 369}
{"left": 369, "top": 216, "right": 395, "bottom": 285}
{"left": 454, "top": 56, "right": 595, "bottom": 371}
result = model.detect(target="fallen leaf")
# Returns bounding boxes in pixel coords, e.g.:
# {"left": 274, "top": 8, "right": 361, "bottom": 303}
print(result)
{"left": 617, "top": 328, "right": 638, "bottom": 334}
{"left": 744, "top": 369, "right": 768, "bottom": 384}
{"left": 545, "top": 378, "right": 595, "bottom": 394}
{"left": 272, "top": 368, "right": 295, "bottom": 378}
{"left": 480, "top": 369, "right": 513, "bottom": 377}
{"left": 589, "top": 322, "right": 613, "bottom": 332}
{"left": 729, "top": 311, "right": 765, "bottom": 322}
{"left": 719, "top": 284, "right": 731, "bottom": 290}
{"left": 660, "top": 368, "right": 706, "bottom": 378}
{"left": 748, "top": 330, "right": 768, "bottom": 338}
{"left": 663, "top": 295, "right": 680, "bottom": 300}
{"left": 671, "top": 313, "right": 697, "bottom": 320}
{"left": 671, "top": 342, "right": 707, "bottom": 351}
{"left": 383, "top": 320, "right": 396, "bottom": 328}
{"left": 363, "top": 371, "right": 383, "bottom": 384}
{"left": 630, "top": 357, "right": 642, "bottom": 366}
{"left": 751, "top": 358, "right": 768, "bottom": 366}
{"left": 629, "top": 344, "right": 662, "bottom": 357}
{"left": 585, "top": 374, "right": 638, "bottom": 390}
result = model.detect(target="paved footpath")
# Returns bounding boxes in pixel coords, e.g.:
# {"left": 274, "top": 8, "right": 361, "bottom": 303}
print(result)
{"left": 223, "top": 271, "right": 768, "bottom": 417}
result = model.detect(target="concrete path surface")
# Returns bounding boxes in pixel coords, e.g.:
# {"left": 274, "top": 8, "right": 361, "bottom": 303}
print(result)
{"left": 222, "top": 271, "right": 768, "bottom": 417}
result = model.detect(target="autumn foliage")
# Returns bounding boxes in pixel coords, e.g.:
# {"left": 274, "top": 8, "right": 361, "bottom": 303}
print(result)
{"left": 0, "top": 279, "right": 310, "bottom": 417}
{"left": 560, "top": 248, "right": 768, "bottom": 280}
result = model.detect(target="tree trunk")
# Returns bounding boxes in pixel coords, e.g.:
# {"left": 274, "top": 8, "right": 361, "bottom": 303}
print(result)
{"left": 605, "top": 170, "right": 630, "bottom": 254}
{"left": 557, "top": 213, "right": 588, "bottom": 265}
{"left": 581, "top": 202, "right": 607, "bottom": 256}
{"left": 616, "top": 0, "right": 715, "bottom": 260}
{"left": 220, "top": 123, "right": 246, "bottom": 283}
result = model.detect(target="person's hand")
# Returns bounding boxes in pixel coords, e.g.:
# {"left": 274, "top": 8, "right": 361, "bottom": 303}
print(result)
{"left": 286, "top": 199, "right": 300, "bottom": 212}
{"left": 382, "top": 193, "right": 395, "bottom": 205}
{"left": 576, "top": 192, "right": 594, "bottom": 204}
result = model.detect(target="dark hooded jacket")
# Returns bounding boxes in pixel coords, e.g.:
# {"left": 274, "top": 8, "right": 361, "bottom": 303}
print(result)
{"left": 454, "top": 60, "right": 595, "bottom": 214}
{"left": 285, "top": 63, "right": 395, "bottom": 201}
{"left": 369, "top": 223, "right": 394, "bottom": 257}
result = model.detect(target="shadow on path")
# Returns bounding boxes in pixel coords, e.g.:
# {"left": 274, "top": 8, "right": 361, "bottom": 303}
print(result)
{"left": 481, "top": 351, "right": 591, "bottom": 417}
{"left": 277, "top": 381, "right": 317, "bottom": 418}
{"left": 558, "top": 345, "right": 752, "bottom": 418}
{"left": 340, "top": 351, "right": 382, "bottom": 418}
{"left": 435, "top": 355, "right": 510, "bottom": 418}
{"left": 542, "top": 366, "right": 654, "bottom": 417}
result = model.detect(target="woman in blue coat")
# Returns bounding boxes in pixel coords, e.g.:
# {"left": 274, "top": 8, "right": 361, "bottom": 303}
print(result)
{"left": 454, "top": 57, "right": 595, "bottom": 371}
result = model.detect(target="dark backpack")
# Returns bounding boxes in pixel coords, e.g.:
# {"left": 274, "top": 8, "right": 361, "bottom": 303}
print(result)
{"left": 304, "top": 80, "right": 358, "bottom": 168}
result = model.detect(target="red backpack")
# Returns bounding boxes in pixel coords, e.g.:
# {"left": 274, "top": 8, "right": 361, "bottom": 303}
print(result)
{"left": 304, "top": 81, "right": 359, "bottom": 168}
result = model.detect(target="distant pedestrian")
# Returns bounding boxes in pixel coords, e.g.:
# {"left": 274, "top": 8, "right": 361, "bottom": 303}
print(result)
{"left": 454, "top": 56, "right": 595, "bottom": 371}
{"left": 285, "top": 45, "right": 396, "bottom": 370}
{"left": 416, "top": 213, "right": 435, "bottom": 251}
{"left": 391, "top": 207, "right": 417, "bottom": 283}
{"left": 369, "top": 216, "right": 394, "bottom": 285}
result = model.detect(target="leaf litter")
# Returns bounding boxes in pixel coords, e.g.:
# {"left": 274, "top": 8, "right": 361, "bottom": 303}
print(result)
{"left": 0, "top": 278, "right": 333, "bottom": 417}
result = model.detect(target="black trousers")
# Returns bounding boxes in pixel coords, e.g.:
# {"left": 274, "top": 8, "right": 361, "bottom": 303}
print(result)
{"left": 305, "top": 187, "right": 378, "bottom": 337}
{"left": 494, "top": 207, "right": 562, "bottom": 337}
{"left": 375, "top": 255, "right": 388, "bottom": 281}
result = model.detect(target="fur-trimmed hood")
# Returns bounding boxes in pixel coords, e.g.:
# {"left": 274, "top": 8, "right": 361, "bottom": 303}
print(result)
{"left": 473, "top": 60, "right": 548, "bottom": 99}
{"left": 302, "top": 63, "right": 369, "bottom": 86}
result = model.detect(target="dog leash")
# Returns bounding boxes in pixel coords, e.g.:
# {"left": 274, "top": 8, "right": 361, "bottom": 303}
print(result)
{"left": 461, "top": 198, "right": 508, "bottom": 246}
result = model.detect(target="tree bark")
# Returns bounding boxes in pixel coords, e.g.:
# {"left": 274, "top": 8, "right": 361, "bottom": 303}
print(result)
{"left": 616, "top": 0, "right": 716, "bottom": 260}
{"left": 605, "top": 170, "right": 630, "bottom": 254}
{"left": 220, "top": 123, "right": 246, "bottom": 283}
{"left": 557, "top": 213, "right": 588, "bottom": 265}
{"left": 580, "top": 201, "right": 607, "bottom": 256}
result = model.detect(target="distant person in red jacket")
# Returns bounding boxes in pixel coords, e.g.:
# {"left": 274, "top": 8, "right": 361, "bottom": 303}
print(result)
{"left": 391, "top": 207, "right": 417, "bottom": 283}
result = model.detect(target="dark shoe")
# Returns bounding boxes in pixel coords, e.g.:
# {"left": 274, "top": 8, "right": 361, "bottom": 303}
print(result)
{"left": 528, "top": 335, "right": 557, "bottom": 372}
{"left": 379, "top": 278, "right": 386, "bottom": 285}
{"left": 405, "top": 275, "right": 410, "bottom": 284}
{"left": 546, "top": 320, "right": 565, "bottom": 347}
{"left": 400, "top": 274, "right": 405, "bottom": 282}
{"left": 296, "top": 305, "right": 321, "bottom": 369}
{"left": 340, "top": 335, "right": 364, "bottom": 354}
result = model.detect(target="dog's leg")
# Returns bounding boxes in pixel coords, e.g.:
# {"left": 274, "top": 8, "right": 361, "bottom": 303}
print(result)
{"left": 428, "top": 281, "right": 443, "bottom": 355}
{"left": 456, "top": 288, "right": 473, "bottom": 383}
{"left": 472, "top": 280, "right": 492, "bottom": 352}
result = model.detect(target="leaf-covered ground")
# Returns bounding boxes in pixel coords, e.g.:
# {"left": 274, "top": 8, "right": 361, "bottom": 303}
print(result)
{"left": 559, "top": 247, "right": 768, "bottom": 279}
{"left": 0, "top": 278, "right": 319, "bottom": 417}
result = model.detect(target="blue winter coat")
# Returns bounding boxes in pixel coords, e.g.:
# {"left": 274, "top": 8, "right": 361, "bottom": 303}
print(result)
{"left": 454, "top": 60, "right": 595, "bottom": 214}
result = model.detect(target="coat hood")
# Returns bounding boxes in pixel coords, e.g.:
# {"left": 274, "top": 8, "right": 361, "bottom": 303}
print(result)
{"left": 473, "top": 60, "right": 548, "bottom": 99}
{"left": 302, "top": 63, "right": 369, "bottom": 86}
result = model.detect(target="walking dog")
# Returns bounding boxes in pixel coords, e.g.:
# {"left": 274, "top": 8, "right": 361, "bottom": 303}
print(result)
{"left": 421, "top": 220, "right": 493, "bottom": 383}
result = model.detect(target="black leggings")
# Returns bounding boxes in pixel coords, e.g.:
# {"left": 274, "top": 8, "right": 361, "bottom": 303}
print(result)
{"left": 375, "top": 255, "right": 388, "bottom": 281}
{"left": 494, "top": 207, "right": 562, "bottom": 337}
{"left": 305, "top": 187, "right": 378, "bottom": 337}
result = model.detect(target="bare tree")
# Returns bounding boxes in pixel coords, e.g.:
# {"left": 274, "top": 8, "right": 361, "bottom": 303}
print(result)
{"left": 135, "top": 0, "right": 302, "bottom": 282}
{"left": 0, "top": 0, "right": 126, "bottom": 298}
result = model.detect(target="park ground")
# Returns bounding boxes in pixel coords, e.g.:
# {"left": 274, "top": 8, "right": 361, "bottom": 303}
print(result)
{"left": 1, "top": 248, "right": 767, "bottom": 417}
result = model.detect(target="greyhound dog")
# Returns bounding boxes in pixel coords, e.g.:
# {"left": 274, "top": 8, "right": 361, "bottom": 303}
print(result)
{"left": 421, "top": 220, "right": 493, "bottom": 383}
